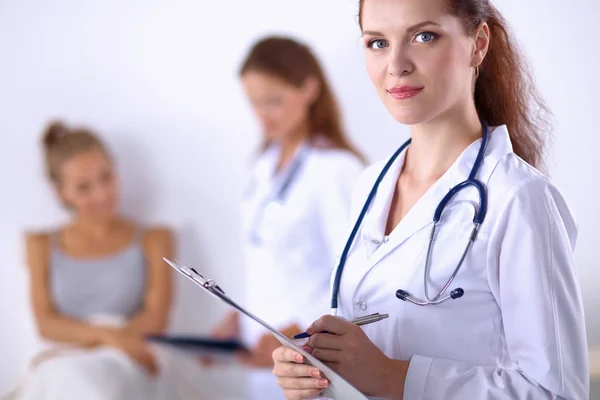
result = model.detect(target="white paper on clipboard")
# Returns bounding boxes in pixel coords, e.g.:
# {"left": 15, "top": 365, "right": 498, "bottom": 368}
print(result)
{"left": 163, "top": 258, "right": 368, "bottom": 400}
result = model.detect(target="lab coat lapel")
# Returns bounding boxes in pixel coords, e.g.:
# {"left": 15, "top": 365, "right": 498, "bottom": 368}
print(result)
{"left": 250, "top": 141, "right": 304, "bottom": 204}
{"left": 360, "top": 149, "right": 405, "bottom": 259}
{"left": 364, "top": 167, "right": 458, "bottom": 269}
{"left": 358, "top": 146, "right": 450, "bottom": 265}
{"left": 361, "top": 133, "right": 491, "bottom": 270}
{"left": 356, "top": 125, "right": 510, "bottom": 285}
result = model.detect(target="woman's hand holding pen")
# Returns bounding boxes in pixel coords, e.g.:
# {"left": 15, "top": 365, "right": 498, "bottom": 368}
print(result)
{"left": 272, "top": 315, "right": 408, "bottom": 400}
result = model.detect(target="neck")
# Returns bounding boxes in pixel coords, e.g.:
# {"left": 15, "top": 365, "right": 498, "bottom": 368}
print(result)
{"left": 404, "top": 104, "right": 482, "bottom": 182}
{"left": 71, "top": 215, "right": 120, "bottom": 240}
{"left": 276, "top": 122, "right": 310, "bottom": 172}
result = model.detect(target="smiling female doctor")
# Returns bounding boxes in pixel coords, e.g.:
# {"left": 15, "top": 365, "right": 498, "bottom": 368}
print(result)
{"left": 203, "top": 36, "right": 365, "bottom": 399}
{"left": 271, "top": 0, "right": 589, "bottom": 399}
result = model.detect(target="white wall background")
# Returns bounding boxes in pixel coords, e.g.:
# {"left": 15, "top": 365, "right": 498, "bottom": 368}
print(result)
{"left": 0, "top": 0, "right": 598, "bottom": 395}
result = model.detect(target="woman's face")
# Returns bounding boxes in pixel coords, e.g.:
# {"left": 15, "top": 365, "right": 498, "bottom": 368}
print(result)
{"left": 241, "top": 70, "right": 316, "bottom": 142}
{"left": 361, "top": 0, "right": 486, "bottom": 126}
{"left": 58, "top": 147, "right": 119, "bottom": 220}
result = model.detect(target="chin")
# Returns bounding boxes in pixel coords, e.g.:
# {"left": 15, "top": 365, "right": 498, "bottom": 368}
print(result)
{"left": 381, "top": 89, "right": 448, "bottom": 127}
{"left": 263, "top": 125, "right": 280, "bottom": 136}
{"left": 387, "top": 109, "right": 430, "bottom": 126}
{"left": 266, "top": 133, "right": 281, "bottom": 142}
{"left": 265, "top": 123, "right": 302, "bottom": 143}
{"left": 89, "top": 207, "right": 118, "bottom": 221}
{"left": 384, "top": 99, "right": 445, "bottom": 126}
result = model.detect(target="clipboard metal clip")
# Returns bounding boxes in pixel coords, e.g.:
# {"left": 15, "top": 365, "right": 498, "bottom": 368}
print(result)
{"left": 166, "top": 258, "right": 225, "bottom": 295}
{"left": 204, "top": 279, "right": 218, "bottom": 290}
{"left": 161, "top": 257, "right": 368, "bottom": 400}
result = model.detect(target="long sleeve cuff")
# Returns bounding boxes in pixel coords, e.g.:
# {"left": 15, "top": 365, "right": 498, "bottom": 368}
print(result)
{"left": 403, "top": 355, "right": 433, "bottom": 400}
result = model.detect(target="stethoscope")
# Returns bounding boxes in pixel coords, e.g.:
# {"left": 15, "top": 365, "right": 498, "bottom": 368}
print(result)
{"left": 331, "top": 122, "right": 489, "bottom": 314}
{"left": 248, "top": 144, "right": 310, "bottom": 245}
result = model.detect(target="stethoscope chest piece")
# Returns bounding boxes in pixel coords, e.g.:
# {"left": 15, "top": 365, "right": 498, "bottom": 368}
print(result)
{"left": 395, "top": 287, "right": 464, "bottom": 303}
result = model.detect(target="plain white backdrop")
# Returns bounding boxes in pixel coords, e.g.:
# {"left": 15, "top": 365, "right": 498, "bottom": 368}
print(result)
{"left": 0, "top": 0, "right": 598, "bottom": 395}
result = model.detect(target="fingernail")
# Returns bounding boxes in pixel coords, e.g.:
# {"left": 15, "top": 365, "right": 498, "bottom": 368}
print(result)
{"left": 295, "top": 354, "right": 303, "bottom": 363}
{"left": 305, "top": 326, "right": 313, "bottom": 334}
{"left": 302, "top": 345, "right": 313, "bottom": 354}
{"left": 311, "top": 369, "right": 322, "bottom": 378}
{"left": 319, "top": 379, "right": 329, "bottom": 388}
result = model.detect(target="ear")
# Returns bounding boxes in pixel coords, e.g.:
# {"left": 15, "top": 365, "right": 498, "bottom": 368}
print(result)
{"left": 472, "top": 21, "right": 490, "bottom": 68}
{"left": 301, "top": 75, "right": 321, "bottom": 105}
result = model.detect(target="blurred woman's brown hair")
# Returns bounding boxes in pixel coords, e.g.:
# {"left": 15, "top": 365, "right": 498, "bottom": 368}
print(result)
{"left": 240, "top": 36, "right": 364, "bottom": 160}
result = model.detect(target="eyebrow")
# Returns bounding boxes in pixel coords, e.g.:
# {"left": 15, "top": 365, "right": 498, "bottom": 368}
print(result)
{"left": 362, "top": 20, "right": 442, "bottom": 37}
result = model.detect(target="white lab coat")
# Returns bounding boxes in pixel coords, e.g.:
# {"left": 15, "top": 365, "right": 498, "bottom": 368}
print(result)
{"left": 335, "top": 125, "right": 589, "bottom": 400}
{"left": 239, "top": 139, "right": 365, "bottom": 399}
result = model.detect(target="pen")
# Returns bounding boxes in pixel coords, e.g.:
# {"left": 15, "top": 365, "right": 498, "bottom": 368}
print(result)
{"left": 293, "top": 313, "right": 389, "bottom": 339}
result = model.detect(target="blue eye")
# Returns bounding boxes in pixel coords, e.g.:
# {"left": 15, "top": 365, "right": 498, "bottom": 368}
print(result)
{"left": 368, "top": 39, "right": 388, "bottom": 50}
{"left": 415, "top": 32, "right": 437, "bottom": 43}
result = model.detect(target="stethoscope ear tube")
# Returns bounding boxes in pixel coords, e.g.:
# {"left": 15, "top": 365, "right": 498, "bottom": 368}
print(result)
{"left": 330, "top": 139, "right": 412, "bottom": 312}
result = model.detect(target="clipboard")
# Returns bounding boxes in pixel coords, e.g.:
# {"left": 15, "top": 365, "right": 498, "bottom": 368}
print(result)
{"left": 163, "top": 257, "right": 368, "bottom": 400}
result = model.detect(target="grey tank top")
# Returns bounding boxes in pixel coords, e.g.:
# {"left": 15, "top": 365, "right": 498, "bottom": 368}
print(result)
{"left": 49, "top": 231, "right": 147, "bottom": 320}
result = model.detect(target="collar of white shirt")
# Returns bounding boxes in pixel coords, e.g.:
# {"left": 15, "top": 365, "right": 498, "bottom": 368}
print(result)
{"left": 359, "top": 124, "right": 513, "bottom": 262}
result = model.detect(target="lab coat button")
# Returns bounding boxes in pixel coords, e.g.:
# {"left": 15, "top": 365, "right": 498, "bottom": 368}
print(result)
{"left": 359, "top": 302, "right": 368, "bottom": 311}
{"left": 371, "top": 239, "right": 381, "bottom": 245}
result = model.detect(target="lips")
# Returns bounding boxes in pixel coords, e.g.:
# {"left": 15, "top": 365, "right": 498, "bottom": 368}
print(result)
{"left": 387, "top": 86, "right": 424, "bottom": 100}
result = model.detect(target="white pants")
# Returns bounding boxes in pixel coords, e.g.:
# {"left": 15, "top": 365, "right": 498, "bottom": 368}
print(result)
{"left": 5, "top": 315, "right": 190, "bottom": 400}
{"left": 17, "top": 346, "right": 166, "bottom": 400}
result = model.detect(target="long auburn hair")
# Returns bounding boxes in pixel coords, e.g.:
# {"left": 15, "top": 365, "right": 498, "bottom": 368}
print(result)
{"left": 239, "top": 36, "right": 364, "bottom": 161}
{"left": 358, "top": 0, "right": 551, "bottom": 170}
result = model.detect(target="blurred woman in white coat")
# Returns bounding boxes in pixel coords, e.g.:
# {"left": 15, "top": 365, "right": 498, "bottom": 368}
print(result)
{"left": 271, "top": 0, "right": 589, "bottom": 399}
{"left": 203, "top": 36, "right": 366, "bottom": 399}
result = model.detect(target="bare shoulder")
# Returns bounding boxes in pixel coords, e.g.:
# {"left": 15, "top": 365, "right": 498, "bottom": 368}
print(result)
{"left": 144, "top": 226, "right": 174, "bottom": 243}
{"left": 25, "top": 231, "right": 51, "bottom": 252}
{"left": 142, "top": 225, "right": 175, "bottom": 253}
{"left": 24, "top": 230, "right": 51, "bottom": 268}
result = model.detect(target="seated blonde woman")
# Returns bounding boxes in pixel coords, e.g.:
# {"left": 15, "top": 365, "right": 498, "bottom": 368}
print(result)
{"left": 17, "top": 121, "right": 177, "bottom": 400}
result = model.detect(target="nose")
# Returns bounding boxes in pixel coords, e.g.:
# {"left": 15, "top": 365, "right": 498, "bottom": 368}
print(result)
{"left": 387, "top": 44, "right": 414, "bottom": 77}
{"left": 91, "top": 182, "right": 111, "bottom": 205}
{"left": 254, "top": 106, "right": 270, "bottom": 125}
